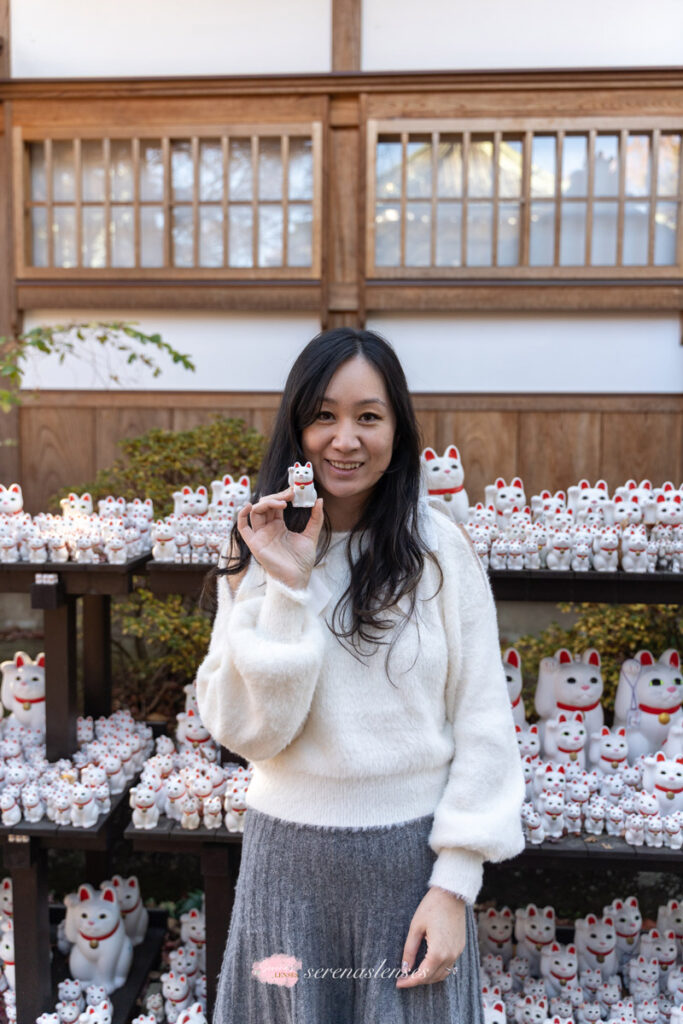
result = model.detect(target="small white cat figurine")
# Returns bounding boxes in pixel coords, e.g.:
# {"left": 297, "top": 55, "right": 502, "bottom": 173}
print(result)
{"left": 288, "top": 462, "right": 317, "bottom": 507}
{"left": 69, "top": 884, "right": 133, "bottom": 994}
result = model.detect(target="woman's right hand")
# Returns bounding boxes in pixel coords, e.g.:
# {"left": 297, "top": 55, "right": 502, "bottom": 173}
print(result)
{"left": 236, "top": 488, "right": 324, "bottom": 591}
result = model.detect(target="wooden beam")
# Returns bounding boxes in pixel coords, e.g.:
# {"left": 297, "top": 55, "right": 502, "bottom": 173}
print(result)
{"left": 0, "top": 0, "right": 9, "bottom": 78}
{"left": 332, "top": 0, "right": 361, "bottom": 72}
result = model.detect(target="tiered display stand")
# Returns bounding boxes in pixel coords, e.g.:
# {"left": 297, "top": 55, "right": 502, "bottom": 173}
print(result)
{"left": 3, "top": 556, "right": 681, "bottom": 1021}
{"left": 0, "top": 557, "right": 165, "bottom": 1024}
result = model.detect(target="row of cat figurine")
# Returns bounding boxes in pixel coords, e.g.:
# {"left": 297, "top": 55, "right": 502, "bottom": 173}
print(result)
{"left": 505, "top": 647, "right": 682, "bottom": 765}
{"left": 520, "top": 756, "right": 683, "bottom": 847}
{"left": 420, "top": 451, "right": 683, "bottom": 530}
{"left": 477, "top": 897, "right": 683, "bottom": 1024}
{"left": 130, "top": 685, "right": 252, "bottom": 832}
{"left": 0, "top": 707, "right": 154, "bottom": 829}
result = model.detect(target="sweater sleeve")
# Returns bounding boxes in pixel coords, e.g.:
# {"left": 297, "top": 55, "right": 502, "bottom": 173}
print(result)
{"left": 426, "top": 518, "right": 526, "bottom": 905}
{"left": 195, "top": 559, "right": 326, "bottom": 762}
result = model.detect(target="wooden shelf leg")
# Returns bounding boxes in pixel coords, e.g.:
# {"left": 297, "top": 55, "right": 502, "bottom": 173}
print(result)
{"left": 82, "top": 594, "right": 112, "bottom": 720}
{"left": 4, "top": 837, "right": 51, "bottom": 1022}
{"left": 201, "top": 842, "right": 240, "bottom": 1021}
{"left": 43, "top": 597, "right": 78, "bottom": 761}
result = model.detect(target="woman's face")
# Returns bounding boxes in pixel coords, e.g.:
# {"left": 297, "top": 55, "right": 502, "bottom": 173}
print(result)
{"left": 301, "top": 355, "right": 396, "bottom": 522}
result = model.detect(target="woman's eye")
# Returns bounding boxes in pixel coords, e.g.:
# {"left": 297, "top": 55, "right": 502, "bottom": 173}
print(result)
{"left": 360, "top": 412, "right": 379, "bottom": 421}
{"left": 317, "top": 411, "right": 333, "bottom": 420}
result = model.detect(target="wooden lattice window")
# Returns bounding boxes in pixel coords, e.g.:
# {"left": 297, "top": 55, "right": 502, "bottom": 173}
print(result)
{"left": 16, "top": 125, "right": 322, "bottom": 278}
{"left": 367, "top": 119, "right": 683, "bottom": 278}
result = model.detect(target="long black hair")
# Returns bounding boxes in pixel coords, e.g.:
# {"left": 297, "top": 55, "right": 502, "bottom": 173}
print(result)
{"left": 203, "top": 327, "right": 442, "bottom": 683}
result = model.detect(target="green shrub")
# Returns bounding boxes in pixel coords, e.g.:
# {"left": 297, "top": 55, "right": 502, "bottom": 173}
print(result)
{"left": 53, "top": 416, "right": 268, "bottom": 723}
{"left": 513, "top": 602, "right": 683, "bottom": 723}
{"left": 51, "top": 415, "right": 267, "bottom": 517}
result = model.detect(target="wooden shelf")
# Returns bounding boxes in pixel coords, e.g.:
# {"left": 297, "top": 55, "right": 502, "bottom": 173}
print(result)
{"left": 144, "top": 561, "right": 211, "bottom": 597}
{"left": 0, "top": 784, "right": 133, "bottom": 852}
{"left": 0, "top": 554, "right": 150, "bottom": 597}
{"left": 488, "top": 568, "right": 682, "bottom": 603}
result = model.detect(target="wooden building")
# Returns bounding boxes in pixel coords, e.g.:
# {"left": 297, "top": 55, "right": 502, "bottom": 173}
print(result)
{"left": 0, "top": 0, "right": 682, "bottom": 512}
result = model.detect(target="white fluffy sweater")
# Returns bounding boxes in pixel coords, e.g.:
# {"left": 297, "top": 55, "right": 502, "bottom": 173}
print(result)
{"left": 196, "top": 500, "right": 525, "bottom": 905}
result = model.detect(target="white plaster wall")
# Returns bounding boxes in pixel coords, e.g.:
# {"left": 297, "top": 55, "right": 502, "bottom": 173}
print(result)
{"left": 20, "top": 310, "right": 683, "bottom": 393}
{"left": 19, "top": 311, "right": 322, "bottom": 391}
{"left": 363, "top": 0, "right": 683, "bottom": 71}
{"left": 10, "top": 0, "right": 331, "bottom": 78}
{"left": 366, "top": 313, "right": 683, "bottom": 393}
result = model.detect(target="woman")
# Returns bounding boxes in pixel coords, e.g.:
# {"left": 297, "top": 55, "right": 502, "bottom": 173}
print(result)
{"left": 196, "top": 327, "right": 525, "bottom": 1023}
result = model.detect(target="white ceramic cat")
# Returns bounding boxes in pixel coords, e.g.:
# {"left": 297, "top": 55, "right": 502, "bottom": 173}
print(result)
{"left": 567, "top": 479, "right": 613, "bottom": 524}
{"left": 484, "top": 477, "right": 527, "bottom": 524}
{"left": 0, "top": 920, "right": 14, "bottom": 989}
{"left": 478, "top": 907, "right": 514, "bottom": 965}
{"left": 172, "top": 487, "right": 209, "bottom": 518}
{"left": 176, "top": 1006, "right": 208, "bottom": 1024}
{"left": 535, "top": 649, "right": 604, "bottom": 743}
{"left": 503, "top": 649, "right": 525, "bottom": 726}
{"left": 588, "top": 726, "right": 628, "bottom": 774}
{"left": 642, "top": 751, "right": 683, "bottom": 815}
{"left": 515, "top": 905, "right": 557, "bottom": 974}
{"left": 160, "top": 971, "right": 193, "bottom": 1021}
{"left": 287, "top": 462, "right": 317, "bottom": 508}
{"left": 543, "top": 712, "right": 587, "bottom": 768}
{"left": 0, "top": 484, "right": 23, "bottom": 516}
{"left": 60, "top": 492, "right": 94, "bottom": 519}
{"left": 131, "top": 784, "right": 160, "bottom": 830}
{"left": 180, "top": 907, "right": 207, "bottom": 971}
{"left": 111, "top": 875, "right": 148, "bottom": 947}
{"left": 614, "top": 649, "right": 682, "bottom": 762}
{"left": 0, "top": 651, "right": 46, "bottom": 731}
{"left": 421, "top": 445, "right": 469, "bottom": 523}
{"left": 70, "top": 784, "right": 100, "bottom": 828}
{"left": 69, "top": 885, "right": 133, "bottom": 994}
{"left": 604, "top": 895, "right": 641, "bottom": 966}
{"left": 574, "top": 913, "right": 617, "bottom": 979}
{"left": 151, "top": 521, "right": 177, "bottom": 562}
{"left": 540, "top": 942, "right": 578, "bottom": 999}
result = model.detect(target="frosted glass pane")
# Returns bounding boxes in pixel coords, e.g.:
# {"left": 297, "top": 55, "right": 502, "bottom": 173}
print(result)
{"left": 53, "top": 206, "right": 77, "bottom": 267}
{"left": 111, "top": 205, "right": 134, "bottom": 267}
{"left": 229, "top": 139, "right": 253, "bottom": 201}
{"left": 287, "top": 205, "right": 313, "bottom": 267}
{"left": 435, "top": 202, "right": 461, "bottom": 266}
{"left": 228, "top": 206, "right": 253, "bottom": 267}
{"left": 529, "top": 201, "right": 555, "bottom": 265}
{"left": 53, "top": 141, "right": 75, "bottom": 202}
{"left": 30, "top": 207, "right": 48, "bottom": 267}
{"left": 654, "top": 201, "right": 677, "bottom": 265}
{"left": 258, "top": 138, "right": 282, "bottom": 201}
{"left": 466, "top": 202, "right": 492, "bottom": 266}
{"left": 140, "top": 141, "right": 163, "bottom": 201}
{"left": 374, "top": 202, "right": 400, "bottom": 266}
{"left": 29, "top": 143, "right": 46, "bottom": 201}
{"left": 110, "top": 140, "right": 133, "bottom": 202}
{"left": 405, "top": 201, "right": 431, "bottom": 265}
{"left": 289, "top": 138, "right": 313, "bottom": 200}
{"left": 497, "top": 202, "right": 520, "bottom": 266}
{"left": 531, "top": 136, "right": 555, "bottom": 198}
{"left": 594, "top": 135, "right": 619, "bottom": 197}
{"left": 437, "top": 139, "right": 462, "bottom": 198}
{"left": 81, "top": 140, "right": 105, "bottom": 203}
{"left": 591, "top": 200, "right": 618, "bottom": 264}
{"left": 658, "top": 135, "right": 680, "bottom": 196}
{"left": 82, "top": 206, "right": 106, "bottom": 268}
{"left": 560, "top": 201, "right": 586, "bottom": 266}
{"left": 199, "top": 141, "right": 223, "bottom": 202}
{"left": 626, "top": 135, "right": 650, "bottom": 197}
{"left": 562, "top": 136, "right": 587, "bottom": 196}
{"left": 376, "top": 139, "right": 402, "bottom": 199}
{"left": 258, "top": 205, "right": 283, "bottom": 266}
{"left": 171, "top": 141, "right": 193, "bottom": 203}
{"left": 171, "top": 206, "right": 193, "bottom": 267}
{"left": 468, "top": 138, "right": 493, "bottom": 198}
{"left": 499, "top": 138, "right": 522, "bottom": 199}
{"left": 406, "top": 137, "right": 432, "bottom": 198}
{"left": 623, "top": 201, "right": 649, "bottom": 265}
{"left": 199, "top": 207, "right": 223, "bottom": 267}
{"left": 140, "top": 207, "right": 164, "bottom": 268}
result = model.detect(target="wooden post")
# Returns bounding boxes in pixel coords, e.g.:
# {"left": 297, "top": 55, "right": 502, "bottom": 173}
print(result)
{"left": 41, "top": 597, "right": 78, "bottom": 760}
{"left": 201, "top": 842, "right": 240, "bottom": 1020}
{"left": 4, "top": 837, "right": 51, "bottom": 1023}
{"left": 82, "top": 594, "right": 112, "bottom": 719}
{"left": 331, "top": 0, "right": 361, "bottom": 72}
{"left": 0, "top": 0, "right": 9, "bottom": 78}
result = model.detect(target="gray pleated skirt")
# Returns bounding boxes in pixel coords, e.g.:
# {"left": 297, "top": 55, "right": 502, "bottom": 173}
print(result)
{"left": 212, "top": 805, "right": 485, "bottom": 1024}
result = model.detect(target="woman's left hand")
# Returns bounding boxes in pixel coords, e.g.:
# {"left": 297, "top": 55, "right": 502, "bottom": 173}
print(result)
{"left": 395, "top": 887, "right": 467, "bottom": 988}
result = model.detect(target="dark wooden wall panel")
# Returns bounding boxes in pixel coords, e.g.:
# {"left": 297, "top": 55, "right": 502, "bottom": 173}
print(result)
{"left": 20, "top": 407, "right": 95, "bottom": 510}
{"left": 601, "top": 412, "right": 683, "bottom": 488}
{"left": 517, "top": 412, "right": 602, "bottom": 499}
{"left": 10, "top": 392, "right": 683, "bottom": 513}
